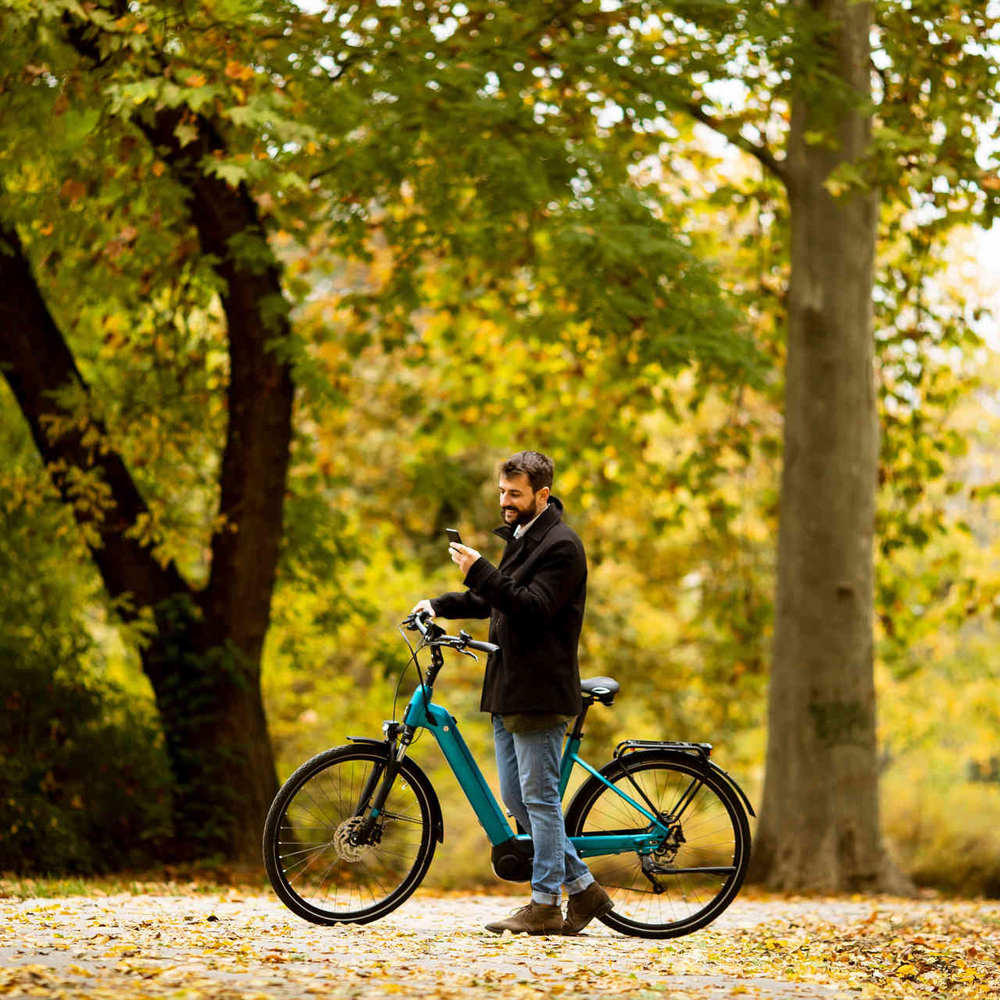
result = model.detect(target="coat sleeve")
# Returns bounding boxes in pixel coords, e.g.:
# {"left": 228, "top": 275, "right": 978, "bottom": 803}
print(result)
{"left": 462, "top": 538, "right": 584, "bottom": 621}
{"left": 430, "top": 589, "right": 491, "bottom": 620}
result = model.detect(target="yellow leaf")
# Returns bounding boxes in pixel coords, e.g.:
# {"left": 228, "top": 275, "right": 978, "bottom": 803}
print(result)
{"left": 225, "top": 60, "right": 255, "bottom": 82}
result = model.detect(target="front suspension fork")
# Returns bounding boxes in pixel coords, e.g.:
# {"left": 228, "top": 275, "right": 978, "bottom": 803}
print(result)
{"left": 351, "top": 723, "right": 413, "bottom": 844}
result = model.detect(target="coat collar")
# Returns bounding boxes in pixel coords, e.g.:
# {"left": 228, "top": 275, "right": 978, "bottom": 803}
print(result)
{"left": 492, "top": 495, "right": 564, "bottom": 544}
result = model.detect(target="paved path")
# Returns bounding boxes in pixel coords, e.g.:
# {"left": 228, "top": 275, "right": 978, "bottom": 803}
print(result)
{"left": 2, "top": 891, "right": 997, "bottom": 999}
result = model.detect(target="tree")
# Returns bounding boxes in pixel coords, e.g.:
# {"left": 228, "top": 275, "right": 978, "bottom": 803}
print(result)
{"left": 756, "top": 0, "right": 886, "bottom": 889}
{"left": 0, "top": 0, "right": 295, "bottom": 853}
{"left": 620, "top": 0, "right": 999, "bottom": 889}
{"left": 756, "top": 0, "right": 998, "bottom": 891}
{"left": 0, "top": 1, "right": 756, "bottom": 861}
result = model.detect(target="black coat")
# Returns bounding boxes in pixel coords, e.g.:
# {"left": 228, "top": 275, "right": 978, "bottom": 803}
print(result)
{"left": 430, "top": 497, "right": 587, "bottom": 716}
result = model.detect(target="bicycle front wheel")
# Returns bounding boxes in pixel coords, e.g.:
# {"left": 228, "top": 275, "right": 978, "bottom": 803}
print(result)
{"left": 263, "top": 745, "right": 438, "bottom": 925}
{"left": 565, "top": 751, "right": 750, "bottom": 938}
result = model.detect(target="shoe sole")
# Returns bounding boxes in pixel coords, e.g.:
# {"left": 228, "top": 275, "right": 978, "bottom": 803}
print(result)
{"left": 484, "top": 926, "right": 564, "bottom": 935}
{"left": 562, "top": 899, "right": 614, "bottom": 935}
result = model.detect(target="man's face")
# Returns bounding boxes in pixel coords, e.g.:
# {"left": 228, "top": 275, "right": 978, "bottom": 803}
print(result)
{"left": 498, "top": 473, "right": 549, "bottom": 529}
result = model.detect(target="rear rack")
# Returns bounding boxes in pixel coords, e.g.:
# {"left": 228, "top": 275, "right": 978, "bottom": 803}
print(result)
{"left": 613, "top": 739, "right": 713, "bottom": 760}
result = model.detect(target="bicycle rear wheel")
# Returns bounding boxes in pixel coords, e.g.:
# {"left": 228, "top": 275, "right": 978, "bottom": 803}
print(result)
{"left": 565, "top": 751, "right": 750, "bottom": 938}
{"left": 263, "top": 745, "right": 438, "bottom": 924}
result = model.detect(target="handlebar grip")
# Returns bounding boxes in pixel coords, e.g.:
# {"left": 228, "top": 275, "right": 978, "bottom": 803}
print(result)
{"left": 467, "top": 639, "right": 499, "bottom": 656}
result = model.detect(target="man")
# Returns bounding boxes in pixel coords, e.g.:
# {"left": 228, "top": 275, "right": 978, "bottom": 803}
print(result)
{"left": 412, "top": 450, "right": 613, "bottom": 935}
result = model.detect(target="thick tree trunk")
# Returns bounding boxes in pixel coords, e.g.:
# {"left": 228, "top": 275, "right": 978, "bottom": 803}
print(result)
{"left": 747, "top": 0, "right": 906, "bottom": 891}
{"left": 131, "top": 106, "right": 296, "bottom": 862}
{"left": 140, "top": 598, "right": 282, "bottom": 862}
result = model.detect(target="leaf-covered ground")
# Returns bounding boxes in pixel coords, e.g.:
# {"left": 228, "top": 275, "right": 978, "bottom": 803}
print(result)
{"left": 0, "top": 888, "right": 997, "bottom": 999}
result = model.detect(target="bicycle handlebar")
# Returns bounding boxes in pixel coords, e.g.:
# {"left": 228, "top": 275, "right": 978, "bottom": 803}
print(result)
{"left": 405, "top": 611, "right": 500, "bottom": 657}
{"left": 465, "top": 634, "right": 500, "bottom": 655}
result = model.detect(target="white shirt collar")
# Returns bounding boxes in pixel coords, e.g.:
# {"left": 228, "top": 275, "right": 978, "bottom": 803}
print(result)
{"left": 513, "top": 503, "right": 550, "bottom": 539}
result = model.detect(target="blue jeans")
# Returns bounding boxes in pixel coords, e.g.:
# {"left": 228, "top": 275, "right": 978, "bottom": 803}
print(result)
{"left": 492, "top": 714, "right": 594, "bottom": 905}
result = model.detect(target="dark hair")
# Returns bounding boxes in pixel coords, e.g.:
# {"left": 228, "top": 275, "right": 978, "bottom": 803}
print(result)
{"left": 499, "top": 451, "right": 554, "bottom": 493}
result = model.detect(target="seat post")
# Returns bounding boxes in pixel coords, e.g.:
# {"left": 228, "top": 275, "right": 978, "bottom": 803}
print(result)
{"left": 568, "top": 699, "right": 592, "bottom": 742}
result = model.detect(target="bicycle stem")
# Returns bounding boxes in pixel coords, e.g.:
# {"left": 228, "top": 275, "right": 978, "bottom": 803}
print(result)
{"left": 422, "top": 642, "right": 445, "bottom": 687}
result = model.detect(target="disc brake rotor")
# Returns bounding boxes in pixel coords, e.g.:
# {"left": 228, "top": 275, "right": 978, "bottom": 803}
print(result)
{"left": 333, "top": 816, "right": 374, "bottom": 862}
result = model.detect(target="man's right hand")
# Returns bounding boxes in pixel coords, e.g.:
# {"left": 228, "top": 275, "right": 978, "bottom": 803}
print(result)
{"left": 410, "top": 599, "right": 436, "bottom": 618}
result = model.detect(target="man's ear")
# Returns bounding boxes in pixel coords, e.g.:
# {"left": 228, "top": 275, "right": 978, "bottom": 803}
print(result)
{"left": 537, "top": 486, "right": 551, "bottom": 506}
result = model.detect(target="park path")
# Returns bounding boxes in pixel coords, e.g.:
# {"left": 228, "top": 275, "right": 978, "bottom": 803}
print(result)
{"left": 1, "top": 890, "right": 998, "bottom": 999}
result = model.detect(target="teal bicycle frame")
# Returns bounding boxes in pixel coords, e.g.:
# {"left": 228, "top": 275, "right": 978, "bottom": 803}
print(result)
{"left": 401, "top": 682, "right": 671, "bottom": 859}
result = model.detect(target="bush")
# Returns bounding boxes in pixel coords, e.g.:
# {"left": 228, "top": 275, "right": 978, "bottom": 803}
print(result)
{"left": 0, "top": 643, "right": 173, "bottom": 874}
{"left": 882, "top": 757, "right": 1000, "bottom": 897}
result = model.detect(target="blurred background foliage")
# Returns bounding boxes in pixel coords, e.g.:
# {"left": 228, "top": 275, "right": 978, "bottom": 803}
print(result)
{"left": 2, "top": 0, "right": 999, "bottom": 893}
{"left": 4, "top": 203, "right": 999, "bottom": 888}
{"left": 0, "top": 432, "right": 173, "bottom": 871}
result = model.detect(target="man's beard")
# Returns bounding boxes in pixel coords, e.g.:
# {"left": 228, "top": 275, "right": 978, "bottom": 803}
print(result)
{"left": 503, "top": 504, "right": 538, "bottom": 528}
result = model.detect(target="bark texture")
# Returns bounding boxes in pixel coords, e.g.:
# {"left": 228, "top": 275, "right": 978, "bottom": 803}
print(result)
{"left": 747, "top": 0, "right": 906, "bottom": 891}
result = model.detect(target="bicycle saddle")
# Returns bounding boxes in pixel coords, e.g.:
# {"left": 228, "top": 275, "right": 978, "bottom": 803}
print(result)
{"left": 581, "top": 676, "right": 619, "bottom": 705}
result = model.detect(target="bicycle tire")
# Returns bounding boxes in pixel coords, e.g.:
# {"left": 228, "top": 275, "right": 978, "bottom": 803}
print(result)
{"left": 564, "top": 751, "right": 750, "bottom": 938}
{"left": 263, "top": 745, "right": 438, "bottom": 925}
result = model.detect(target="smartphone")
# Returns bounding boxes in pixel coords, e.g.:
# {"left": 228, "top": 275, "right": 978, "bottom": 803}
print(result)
{"left": 445, "top": 528, "right": 463, "bottom": 546}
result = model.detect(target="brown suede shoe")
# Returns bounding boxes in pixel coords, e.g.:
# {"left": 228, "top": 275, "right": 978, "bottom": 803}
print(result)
{"left": 563, "top": 882, "right": 613, "bottom": 934}
{"left": 485, "top": 901, "right": 564, "bottom": 935}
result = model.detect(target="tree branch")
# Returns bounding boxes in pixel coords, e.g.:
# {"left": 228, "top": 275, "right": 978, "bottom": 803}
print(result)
{"left": 682, "top": 101, "right": 788, "bottom": 187}
{"left": 0, "top": 222, "right": 191, "bottom": 614}
{"left": 128, "top": 105, "right": 296, "bottom": 662}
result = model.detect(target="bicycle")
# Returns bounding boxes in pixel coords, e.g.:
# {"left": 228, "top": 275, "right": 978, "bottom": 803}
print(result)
{"left": 262, "top": 611, "right": 755, "bottom": 938}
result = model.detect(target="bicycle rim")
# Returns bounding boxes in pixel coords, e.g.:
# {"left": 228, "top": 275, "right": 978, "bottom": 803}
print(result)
{"left": 566, "top": 754, "right": 750, "bottom": 938}
{"left": 263, "top": 746, "right": 436, "bottom": 924}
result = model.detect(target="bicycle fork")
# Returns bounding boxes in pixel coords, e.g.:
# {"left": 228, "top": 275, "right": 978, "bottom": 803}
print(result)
{"left": 348, "top": 722, "right": 414, "bottom": 846}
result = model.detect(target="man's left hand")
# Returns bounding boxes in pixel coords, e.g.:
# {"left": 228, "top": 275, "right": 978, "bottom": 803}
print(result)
{"left": 449, "top": 542, "right": 481, "bottom": 576}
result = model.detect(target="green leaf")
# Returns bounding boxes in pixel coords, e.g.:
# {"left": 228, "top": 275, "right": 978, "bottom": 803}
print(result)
{"left": 60, "top": 108, "right": 100, "bottom": 147}
{"left": 209, "top": 160, "right": 249, "bottom": 188}
{"left": 174, "top": 121, "right": 199, "bottom": 148}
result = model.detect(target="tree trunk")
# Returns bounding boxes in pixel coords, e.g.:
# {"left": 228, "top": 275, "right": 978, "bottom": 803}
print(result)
{"left": 140, "top": 597, "right": 282, "bottom": 862}
{"left": 747, "top": 0, "right": 906, "bottom": 891}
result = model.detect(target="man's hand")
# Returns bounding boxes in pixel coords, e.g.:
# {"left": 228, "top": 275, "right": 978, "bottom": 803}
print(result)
{"left": 449, "top": 542, "right": 481, "bottom": 576}
{"left": 410, "top": 599, "right": 436, "bottom": 618}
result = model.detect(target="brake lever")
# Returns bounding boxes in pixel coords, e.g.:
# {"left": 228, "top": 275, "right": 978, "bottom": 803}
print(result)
{"left": 454, "top": 630, "right": 482, "bottom": 661}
